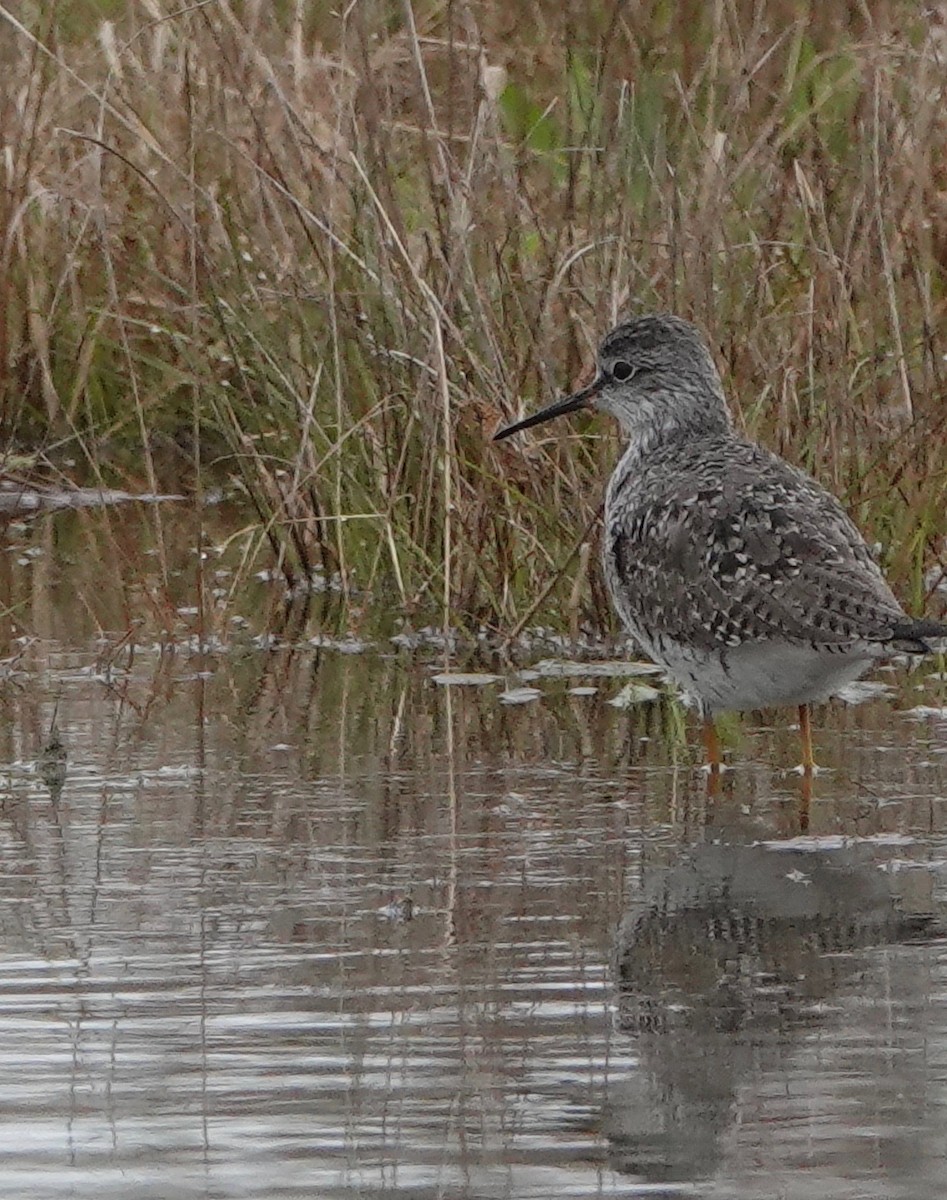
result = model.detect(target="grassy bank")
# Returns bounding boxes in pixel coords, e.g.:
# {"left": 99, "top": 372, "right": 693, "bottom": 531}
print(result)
{"left": 3, "top": 0, "right": 947, "bottom": 638}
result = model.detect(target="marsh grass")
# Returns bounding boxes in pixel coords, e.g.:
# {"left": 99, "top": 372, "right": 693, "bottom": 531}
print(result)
{"left": 3, "top": 0, "right": 947, "bottom": 639}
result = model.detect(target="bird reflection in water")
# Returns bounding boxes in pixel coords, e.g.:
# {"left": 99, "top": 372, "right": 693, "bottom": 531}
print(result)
{"left": 606, "top": 840, "right": 939, "bottom": 1184}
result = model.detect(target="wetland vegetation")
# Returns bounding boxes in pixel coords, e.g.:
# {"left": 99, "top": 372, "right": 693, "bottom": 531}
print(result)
{"left": 6, "top": 8, "right": 947, "bottom": 1196}
{"left": 3, "top": 0, "right": 947, "bottom": 643}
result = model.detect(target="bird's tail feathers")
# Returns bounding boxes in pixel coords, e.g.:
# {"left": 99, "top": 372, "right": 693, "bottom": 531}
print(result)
{"left": 889, "top": 618, "right": 947, "bottom": 655}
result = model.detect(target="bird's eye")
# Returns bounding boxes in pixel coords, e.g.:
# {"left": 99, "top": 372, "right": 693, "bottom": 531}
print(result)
{"left": 611, "top": 360, "right": 634, "bottom": 382}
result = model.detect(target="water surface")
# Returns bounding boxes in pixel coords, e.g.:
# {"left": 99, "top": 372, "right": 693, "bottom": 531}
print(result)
{"left": 2, "top": 507, "right": 947, "bottom": 1198}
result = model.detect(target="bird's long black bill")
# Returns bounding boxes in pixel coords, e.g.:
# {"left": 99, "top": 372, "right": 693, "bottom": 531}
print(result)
{"left": 493, "top": 377, "right": 603, "bottom": 441}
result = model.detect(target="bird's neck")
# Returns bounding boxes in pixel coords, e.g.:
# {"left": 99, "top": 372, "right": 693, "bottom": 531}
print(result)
{"left": 616, "top": 390, "right": 731, "bottom": 458}
{"left": 606, "top": 391, "right": 732, "bottom": 503}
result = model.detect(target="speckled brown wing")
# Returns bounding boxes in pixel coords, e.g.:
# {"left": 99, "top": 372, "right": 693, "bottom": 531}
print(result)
{"left": 605, "top": 437, "right": 911, "bottom": 652}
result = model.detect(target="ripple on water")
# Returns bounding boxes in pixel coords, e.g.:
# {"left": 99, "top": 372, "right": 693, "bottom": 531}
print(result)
{"left": 1, "top": 636, "right": 947, "bottom": 1196}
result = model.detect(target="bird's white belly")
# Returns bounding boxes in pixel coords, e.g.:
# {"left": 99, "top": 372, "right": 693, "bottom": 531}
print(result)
{"left": 632, "top": 630, "right": 879, "bottom": 714}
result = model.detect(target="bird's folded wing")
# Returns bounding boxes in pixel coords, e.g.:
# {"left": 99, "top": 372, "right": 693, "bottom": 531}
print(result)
{"left": 609, "top": 448, "right": 907, "bottom": 651}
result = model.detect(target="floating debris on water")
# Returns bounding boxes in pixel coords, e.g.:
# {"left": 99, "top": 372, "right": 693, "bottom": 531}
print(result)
{"left": 608, "top": 682, "right": 663, "bottom": 708}
{"left": 0, "top": 480, "right": 184, "bottom": 514}
{"left": 379, "top": 896, "right": 414, "bottom": 923}
{"left": 519, "top": 658, "right": 664, "bottom": 680}
{"left": 391, "top": 627, "right": 460, "bottom": 652}
{"left": 38, "top": 712, "right": 68, "bottom": 795}
{"left": 835, "top": 680, "right": 896, "bottom": 705}
{"left": 905, "top": 705, "right": 947, "bottom": 720}
{"left": 431, "top": 672, "right": 502, "bottom": 687}
{"left": 309, "top": 635, "right": 372, "bottom": 654}
{"left": 499, "top": 687, "right": 542, "bottom": 705}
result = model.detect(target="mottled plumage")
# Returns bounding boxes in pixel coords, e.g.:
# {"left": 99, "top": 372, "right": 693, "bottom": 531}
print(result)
{"left": 603, "top": 431, "right": 938, "bottom": 712}
{"left": 495, "top": 313, "right": 946, "bottom": 768}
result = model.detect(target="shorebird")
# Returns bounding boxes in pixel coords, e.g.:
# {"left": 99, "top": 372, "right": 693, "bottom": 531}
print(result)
{"left": 495, "top": 314, "right": 946, "bottom": 774}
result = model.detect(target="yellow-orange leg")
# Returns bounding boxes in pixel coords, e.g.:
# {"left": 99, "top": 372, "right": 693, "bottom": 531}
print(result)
{"left": 702, "top": 715, "right": 721, "bottom": 773}
{"left": 798, "top": 704, "right": 816, "bottom": 774}
{"left": 798, "top": 704, "right": 814, "bottom": 831}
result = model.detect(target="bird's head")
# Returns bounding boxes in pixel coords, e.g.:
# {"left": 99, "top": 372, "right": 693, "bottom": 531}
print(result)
{"left": 494, "top": 314, "right": 731, "bottom": 445}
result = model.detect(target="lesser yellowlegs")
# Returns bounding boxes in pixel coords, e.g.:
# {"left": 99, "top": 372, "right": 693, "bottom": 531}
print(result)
{"left": 495, "top": 314, "right": 946, "bottom": 773}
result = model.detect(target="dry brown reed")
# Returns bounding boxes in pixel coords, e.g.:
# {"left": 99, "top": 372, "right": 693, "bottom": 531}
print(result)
{"left": 3, "top": 0, "right": 947, "bottom": 638}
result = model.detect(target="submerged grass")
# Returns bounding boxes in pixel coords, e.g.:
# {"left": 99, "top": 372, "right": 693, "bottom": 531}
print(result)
{"left": 2, "top": 0, "right": 947, "bottom": 638}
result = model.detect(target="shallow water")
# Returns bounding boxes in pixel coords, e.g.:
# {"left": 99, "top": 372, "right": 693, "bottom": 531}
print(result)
{"left": 3, "top": 509, "right": 947, "bottom": 1198}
